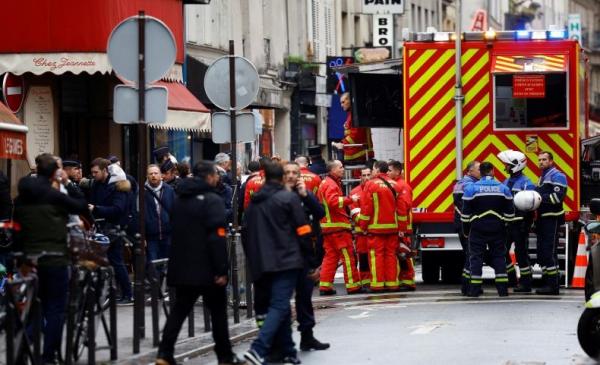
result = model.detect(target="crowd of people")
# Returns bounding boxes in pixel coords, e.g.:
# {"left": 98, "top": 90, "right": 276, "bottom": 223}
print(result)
{"left": 1, "top": 140, "right": 568, "bottom": 365}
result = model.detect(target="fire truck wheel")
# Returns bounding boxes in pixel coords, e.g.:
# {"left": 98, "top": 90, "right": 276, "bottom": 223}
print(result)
{"left": 421, "top": 252, "right": 440, "bottom": 284}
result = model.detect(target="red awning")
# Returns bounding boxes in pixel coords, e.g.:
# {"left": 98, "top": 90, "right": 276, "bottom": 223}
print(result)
{"left": 1, "top": 0, "right": 184, "bottom": 61}
{"left": 155, "top": 81, "right": 210, "bottom": 113}
{"left": 0, "top": 102, "right": 28, "bottom": 160}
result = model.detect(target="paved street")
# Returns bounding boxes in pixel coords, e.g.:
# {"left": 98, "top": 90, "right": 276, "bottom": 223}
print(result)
{"left": 193, "top": 287, "right": 594, "bottom": 365}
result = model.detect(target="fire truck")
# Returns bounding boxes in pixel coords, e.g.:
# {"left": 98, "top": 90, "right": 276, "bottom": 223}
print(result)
{"left": 341, "top": 28, "right": 591, "bottom": 285}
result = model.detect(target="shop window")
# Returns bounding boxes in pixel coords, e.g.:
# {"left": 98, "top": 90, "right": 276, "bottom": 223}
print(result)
{"left": 494, "top": 73, "right": 568, "bottom": 129}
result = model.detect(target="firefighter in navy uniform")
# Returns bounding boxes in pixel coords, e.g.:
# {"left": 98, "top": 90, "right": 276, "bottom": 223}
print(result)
{"left": 497, "top": 150, "right": 536, "bottom": 292}
{"left": 461, "top": 162, "right": 515, "bottom": 297}
{"left": 452, "top": 161, "right": 480, "bottom": 295}
{"left": 535, "top": 151, "right": 567, "bottom": 296}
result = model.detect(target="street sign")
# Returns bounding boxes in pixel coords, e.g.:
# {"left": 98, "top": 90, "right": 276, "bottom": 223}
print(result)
{"left": 568, "top": 14, "right": 582, "bottom": 45}
{"left": 373, "top": 14, "right": 393, "bottom": 47}
{"left": 2, "top": 73, "right": 25, "bottom": 113}
{"left": 113, "top": 85, "right": 168, "bottom": 124}
{"left": 204, "top": 55, "right": 259, "bottom": 111}
{"left": 107, "top": 15, "right": 176, "bottom": 84}
{"left": 362, "top": 0, "right": 404, "bottom": 14}
{"left": 211, "top": 112, "right": 255, "bottom": 143}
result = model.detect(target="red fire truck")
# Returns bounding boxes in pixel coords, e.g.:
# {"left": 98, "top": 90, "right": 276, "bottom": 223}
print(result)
{"left": 342, "top": 29, "right": 590, "bottom": 284}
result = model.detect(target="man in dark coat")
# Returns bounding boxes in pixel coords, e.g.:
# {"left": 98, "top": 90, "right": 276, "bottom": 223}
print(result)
{"left": 13, "top": 153, "right": 87, "bottom": 364}
{"left": 242, "top": 162, "right": 313, "bottom": 365}
{"left": 88, "top": 157, "right": 133, "bottom": 303}
{"left": 144, "top": 164, "right": 175, "bottom": 263}
{"left": 156, "top": 161, "right": 244, "bottom": 365}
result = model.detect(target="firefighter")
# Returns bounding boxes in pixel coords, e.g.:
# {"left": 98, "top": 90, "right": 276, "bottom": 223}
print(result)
{"left": 461, "top": 162, "right": 514, "bottom": 297}
{"left": 317, "top": 160, "right": 362, "bottom": 295}
{"left": 296, "top": 155, "right": 322, "bottom": 195}
{"left": 243, "top": 157, "right": 271, "bottom": 210}
{"left": 359, "top": 161, "right": 408, "bottom": 292}
{"left": 534, "top": 151, "right": 567, "bottom": 296}
{"left": 349, "top": 167, "right": 372, "bottom": 288}
{"left": 453, "top": 161, "right": 480, "bottom": 295}
{"left": 331, "top": 92, "right": 374, "bottom": 166}
{"left": 497, "top": 150, "right": 536, "bottom": 292}
{"left": 388, "top": 160, "right": 415, "bottom": 291}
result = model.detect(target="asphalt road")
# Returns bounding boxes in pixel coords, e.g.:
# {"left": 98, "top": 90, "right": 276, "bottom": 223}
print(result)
{"left": 190, "top": 287, "right": 596, "bottom": 365}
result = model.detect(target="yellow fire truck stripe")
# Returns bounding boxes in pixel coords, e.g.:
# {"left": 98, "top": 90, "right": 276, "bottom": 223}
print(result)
{"left": 409, "top": 50, "right": 454, "bottom": 96}
{"left": 409, "top": 49, "right": 437, "bottom": 75}
{"left": 411, "top": 108, "right": 455, "bottom": 158}
{"left": 462, "top": 53, "right": 489, "bottom": 85}
{"left": 410, "top": 132, "right": 455, "bottom": 182}
{"left": 410, "top": 88, "right": 454, "bottom": 138}
{"left": 437, "top": 194, "right": 455, "bottom": 213}
{"left": 422, "top": 174, "right": 455, "bottom": 209}
{"left": 462, "top": 97, "right": 489, "bottom": 128}
{"left": 409, "top": 67, "right": 454, "bottom": 119}
{"left": 463, "top": 115, "right": 489, "bottom": 148}
{"left": 409, "top": 49, "right": 416, "bottom": 57}
{"left": 463, "top": 73, "right": 489, "bottom": 107}
{"left": 538, "top": 140, "right": 574, "bottom": 178}
{"left": 413, "top": 151, "right": 455, "bottom": 199}
{"left": 549, "top": 133, "right": 573, "bottom": 156}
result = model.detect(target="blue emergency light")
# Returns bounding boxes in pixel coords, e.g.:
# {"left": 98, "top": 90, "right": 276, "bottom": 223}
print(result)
{"left": 548, "top": 29, "right": 567, "bottom": 39}
{"left": 516, "top": 30, "right": 530, "bottom": 40}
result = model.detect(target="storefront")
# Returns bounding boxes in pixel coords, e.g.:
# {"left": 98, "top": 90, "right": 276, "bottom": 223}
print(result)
{"left": 0, "top": 0, "right": 211, "bottom": 183}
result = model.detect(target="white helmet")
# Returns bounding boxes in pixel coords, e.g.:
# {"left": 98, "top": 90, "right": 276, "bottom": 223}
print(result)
{"left": 514, "top": 190, "right": 542, "bottom": 212}
{"left": 497, "top": 149, "right": 527, "bottom": 174}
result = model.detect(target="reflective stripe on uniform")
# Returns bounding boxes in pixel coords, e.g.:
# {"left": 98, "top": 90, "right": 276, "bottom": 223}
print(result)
{"left": 319, "top": 281, "right": 333, "bottom": 287}
{"left": 338, "top": 197, "right": 344, "bottom": 208}
{"left": 369, "top": 249, "right": 384, "bottom": 287}
{"left": 341, "top": 248, "right": 359, "bottom": 288}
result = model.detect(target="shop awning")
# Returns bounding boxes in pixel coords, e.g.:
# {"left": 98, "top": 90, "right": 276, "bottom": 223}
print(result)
{"left": 0, "top": 102, "right": 28, "bottom": 160}
{"left": 148, "top": 81, "right": 211, "bottom": 132}
{"left": 492, "top": 54, "right": 567, "bottom": 73}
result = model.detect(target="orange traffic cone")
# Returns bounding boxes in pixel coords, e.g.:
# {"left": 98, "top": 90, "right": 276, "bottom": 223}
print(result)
{"left": 571, "top": 231, "right": 588, "bottom": 288}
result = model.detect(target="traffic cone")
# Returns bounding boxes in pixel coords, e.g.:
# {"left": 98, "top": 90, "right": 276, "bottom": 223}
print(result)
{"left": 571, "top": 231, "right": 588, "bottom": 288}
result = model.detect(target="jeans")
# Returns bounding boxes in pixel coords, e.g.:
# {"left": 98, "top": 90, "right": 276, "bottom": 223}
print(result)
{"left": 158, "top": 285, "right": 234, "bottom": 362}
{"left": 37, "top": 266, "right": 70, "bottom": 363}
{"left": 250, "top": 269, "right": 300, "bottom": 358}
{"left": 107, "top": 238, "right": 132, "bottom": 299}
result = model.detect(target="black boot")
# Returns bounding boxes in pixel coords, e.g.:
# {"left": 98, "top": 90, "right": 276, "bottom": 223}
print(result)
{"left": 461, "top": 275, "right": 469, "bottom": 296}
{"left": 467, "top": 284, "right": 482, "bottom": 298}
{"left": 496, "top": 283, "right": 509, "bottom": 297}
{"left": 513, "top": 275, "right": 532, "bottom": 293}
{"left": 536, "top": 275, "right": 559, "bottom": 295}
{"left": 507, "top": 269, "right": 518, "bottom": 288}
{"left": 300, "top": 330, "right": 330, "bottom": 351}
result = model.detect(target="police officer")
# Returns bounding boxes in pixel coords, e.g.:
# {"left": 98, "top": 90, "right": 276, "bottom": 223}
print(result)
{"left": 453, "top": 161, "right": 480, "bottom": 295}
{"left": 535, "top": 151, "right": 567, "bottom": 295}
{"left": 462, "top": 162, "right": 514, "bottom": 297}
{"left": 497, "top": 150, "right": 536, "bottom": 292}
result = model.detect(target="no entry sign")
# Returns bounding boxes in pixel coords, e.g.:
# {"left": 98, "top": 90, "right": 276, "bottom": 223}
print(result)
{"left": 513, "top": 74, "right": 545, "bottom": 98}
{"left": 2, "top": 73, "right": 25, "bottom": 112}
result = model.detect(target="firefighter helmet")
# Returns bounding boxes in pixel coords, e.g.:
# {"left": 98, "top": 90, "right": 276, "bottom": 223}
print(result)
{"left": 497, "top": 150, "right": 527, "bottom": 174}
{"left": 514, "top": 190, "right": 542, "bottom": 212}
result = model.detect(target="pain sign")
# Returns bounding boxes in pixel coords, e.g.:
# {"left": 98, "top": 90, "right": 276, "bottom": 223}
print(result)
{"left": 373, "top": 14, "right": 393, "bottom": 47}
{"left": 513, "top": 74, "right": 545, "bottom": 98}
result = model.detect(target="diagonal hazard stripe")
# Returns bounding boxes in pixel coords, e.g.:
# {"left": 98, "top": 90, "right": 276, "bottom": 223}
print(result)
{"left": 409, "top": 49, "right": 437, "bottom": 75}
{"left": 463, "top": 70, "right": 489, "bottom": 107}
{"left": 463, "top": 97, "right": 489, "bottom": 128}
{"left": 548, "top": 133, "right": 573, "bottom": 156}
{"left": 409, "top": 50, "right": 454, "bottom": 96}
{"left": 411, "top": 108, "right": 455, "bottom": 159}
{"left": 411, "top": 132, "right": 456, "bottom": 182}
{"left": 413, "top": 154, "right": 455, "bottom": 201}
{"left": 537, "top": 139, "right": 574, "bottom": 178}
{"left": 421, "top": 173, "right": 455, "bottom": 210}
{"left": 437, "top": 194, "right": 455, "bottom": 213}
{"left": 409, "top": 67, "right": 454, "bottom": 118}
{"left": 463, "top": 115, "right": 489, "bottom": 148}
{"left": 409, "top": 49, "right": 416, "bottom": 57}
{"left": 409, "top": 88, "right": 454, "bottom": 139}
{"left": 462, "top": 52, "right": 489, "bottom": 86}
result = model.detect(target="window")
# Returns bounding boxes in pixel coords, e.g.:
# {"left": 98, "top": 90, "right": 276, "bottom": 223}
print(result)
{"left": 494, "top": 73, "right": 568, "bottom": 129}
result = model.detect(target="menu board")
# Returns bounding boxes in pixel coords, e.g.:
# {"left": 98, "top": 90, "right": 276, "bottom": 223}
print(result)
{"left": 24, "top": 86, "right": 55, "bottom": 167}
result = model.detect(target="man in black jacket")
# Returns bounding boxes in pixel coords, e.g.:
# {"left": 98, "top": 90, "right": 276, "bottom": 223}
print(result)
{"left": 243, "top": 162, "right": 313, "bottom": 365}
{"left": 14, "top": 153, "right": 87, "bottom": 364}
{"left": 156, "top": 161, "right": 244, "bottom": 365}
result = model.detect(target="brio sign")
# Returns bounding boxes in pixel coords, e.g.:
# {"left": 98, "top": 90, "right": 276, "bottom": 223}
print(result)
{"left": 373, "top": 14, "right": 393, "bottom": 47}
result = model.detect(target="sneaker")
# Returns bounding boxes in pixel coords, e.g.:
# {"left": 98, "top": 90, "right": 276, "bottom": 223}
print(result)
{"left": 117, "top": 297, "right": 134, "bottom": 306}
{"left": 243, "top": 349, "right": 264, "bottom": 365}
{"left": 282, "top": 356, "right": 302, "bottom": 365}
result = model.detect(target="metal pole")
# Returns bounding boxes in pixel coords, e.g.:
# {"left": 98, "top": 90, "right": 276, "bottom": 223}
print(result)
{"left": 133, "top": 10, "right": 148, "bottom": 354}
{"left": 229, "top": 40, "right": 238, "bottom": 228}
{"left": 454, "top": 0, "right": 464, "bottom": 180}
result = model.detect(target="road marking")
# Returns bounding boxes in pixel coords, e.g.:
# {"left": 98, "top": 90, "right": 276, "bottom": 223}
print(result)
{"left": 348, "top": 311, "right": 371, "bottom": 319}
{"left": 408, "top": 322, "right": 448, "bottom": 335}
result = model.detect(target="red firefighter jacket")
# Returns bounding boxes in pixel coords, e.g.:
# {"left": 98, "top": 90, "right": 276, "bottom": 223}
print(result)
{"left": 317, "top": 175, "right": 352, "bottom": 233}
{"left": 358, "top": 173, "right": 409, "bottom": 234}
{"left": 300, "top": 167, "right": 322, "bottom": 195}
{"left": 243, "top": 171, "right": 264, "bottom": 209}
{"left": 341, "top": 113, "right": 374, "bottom": 163}
{"left": 393, "top": 177, "right": 413, "bottom": 233}
{"left": 349, "top": 184, "right": 365, "bottom": 234}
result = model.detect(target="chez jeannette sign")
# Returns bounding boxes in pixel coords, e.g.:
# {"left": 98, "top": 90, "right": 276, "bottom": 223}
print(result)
{"left": 513, "top": 74, "right": 545, "bottom": 98}
{"left": 0, "top": 52, "right": 112, "bottom": 76}
{"left": 363, "top": 0, "right": 404, "bottom": 14}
